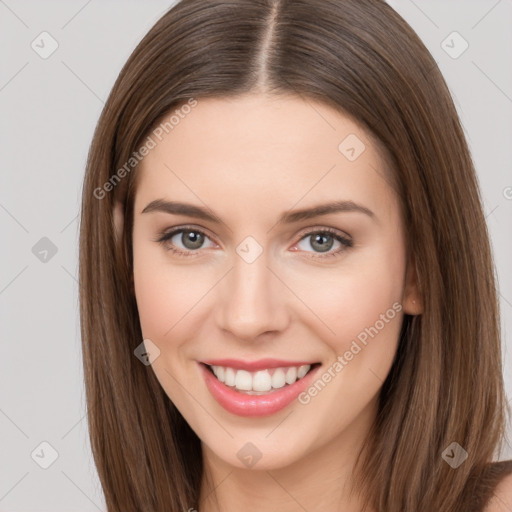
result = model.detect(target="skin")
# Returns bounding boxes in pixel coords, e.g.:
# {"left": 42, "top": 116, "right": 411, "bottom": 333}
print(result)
{"left": 124, "top": 93, "right": 422, "bottom": 512}
{"left": 484, "top": 474, "right": 512, "bottom": 511}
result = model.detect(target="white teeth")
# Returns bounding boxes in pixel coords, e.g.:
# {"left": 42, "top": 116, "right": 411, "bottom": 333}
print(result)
{"left": 285, "top": 367, "right": 297, "bottom": 385}
{"left": 209, "top": 364, "right": 312, "bottom": 393}
{"left": 235, "top": 370, "right": 252, "bottom": 391}
{"left": 297, "top": 365, "right": 309, "bottom": 379}
{"left": 271, "top": 368, "right": 286, "bottom": 389}
{"left": 212, "top": 366, "right": 225, "bottom": 383}
{"left": 224, "top": 367, "right": 236, "bottom": 387}
{"left": 253, "top": 370, "right": 272, "bottom": 392}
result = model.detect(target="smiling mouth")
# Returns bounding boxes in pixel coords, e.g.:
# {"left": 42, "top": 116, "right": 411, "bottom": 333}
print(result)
{"left": 203, "top": 362, "right": 321, "bottom": 395}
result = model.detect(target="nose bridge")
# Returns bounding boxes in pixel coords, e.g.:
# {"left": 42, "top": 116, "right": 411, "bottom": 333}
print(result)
{"left": 216, "top": 245, "right": 288, "bottom": 339}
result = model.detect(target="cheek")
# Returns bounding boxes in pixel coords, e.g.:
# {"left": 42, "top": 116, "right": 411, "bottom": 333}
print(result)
{"left": 293, "top": 252, "right": 405, "bottom": 432}
{"left": 281, "top": 244, "right": 406, "bottom": 353}
{"left": 321, "top": 243, "right": 406, "bottom": 395}
{"left": 132, "top": 235, "right": 203, "bottom": 340}
{"left": 132, "top": 240, "right": 213, "bottom": 405}
{"left": 132, "top": 245, "right": 170, "bottom": 339}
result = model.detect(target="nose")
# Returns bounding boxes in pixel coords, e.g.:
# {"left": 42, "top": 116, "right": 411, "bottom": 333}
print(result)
{"left": 215, "top": 250, "right": 290, "bottom": 341}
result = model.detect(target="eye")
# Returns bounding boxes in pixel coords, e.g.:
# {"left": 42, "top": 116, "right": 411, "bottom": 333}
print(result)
{"left": 155, "top": 225, "right": 353, "bottom": 259}
{"left": 292, "top": 228, "right": 353, "bottom": 258}
{"left": 155, "top": 226, "right": 216, "bottom": 256}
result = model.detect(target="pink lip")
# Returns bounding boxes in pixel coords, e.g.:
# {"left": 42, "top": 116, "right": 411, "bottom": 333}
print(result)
{"left": 199, "top": 362, "right": 321, "bottom": 417}
{"left": 201, "top": 358, "right": 315, "bottom": 372}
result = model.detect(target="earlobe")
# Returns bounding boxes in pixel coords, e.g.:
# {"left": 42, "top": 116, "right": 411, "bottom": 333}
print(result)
{"left": 402, "top": 254, "right": 423, "bottom": 315}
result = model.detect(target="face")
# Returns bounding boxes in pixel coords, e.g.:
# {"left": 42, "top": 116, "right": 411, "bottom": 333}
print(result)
{"left": 128, "top": 93, "right": 420, "bottom": 472}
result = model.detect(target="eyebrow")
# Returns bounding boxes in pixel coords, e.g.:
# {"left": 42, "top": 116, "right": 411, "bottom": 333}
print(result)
{"left": 141, "top": 198, "right": 375, "bottom": 225}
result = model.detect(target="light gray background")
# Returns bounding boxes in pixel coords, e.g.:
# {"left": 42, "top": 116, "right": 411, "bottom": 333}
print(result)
{"left": 1, "top": 0, "right": 511, "bottom": 510}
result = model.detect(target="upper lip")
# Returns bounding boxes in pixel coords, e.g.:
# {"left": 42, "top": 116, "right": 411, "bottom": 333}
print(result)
{"left": 201, "top": 358, "right": 317, "bottom": 372}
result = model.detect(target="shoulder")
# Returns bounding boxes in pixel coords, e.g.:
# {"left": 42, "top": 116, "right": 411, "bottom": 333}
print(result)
{"left": 482, "top": 461, "right": 512, "bottom": 512}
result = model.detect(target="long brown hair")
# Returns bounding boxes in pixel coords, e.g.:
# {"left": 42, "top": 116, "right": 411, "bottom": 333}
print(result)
{"left": 78, "top": 0, "right": 508, "bottom": 510}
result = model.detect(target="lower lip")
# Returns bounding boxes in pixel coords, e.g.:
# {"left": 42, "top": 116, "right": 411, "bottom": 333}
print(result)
{"left": 199, "top": 362, "right": 320, "bottom": 417}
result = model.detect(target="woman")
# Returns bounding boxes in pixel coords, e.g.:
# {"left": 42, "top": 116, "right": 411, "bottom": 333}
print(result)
{"left": 79, "top": 0, "right": 512, "bottom": 510}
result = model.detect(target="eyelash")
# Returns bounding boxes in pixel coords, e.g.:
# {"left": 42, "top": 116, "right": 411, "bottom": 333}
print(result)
{"left": 154, "top": 225, "right": 353, "bottom": 259}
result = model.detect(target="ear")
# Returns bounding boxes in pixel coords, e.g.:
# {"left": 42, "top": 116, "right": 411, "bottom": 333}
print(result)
{"left": 402, "top": 252, "right": 423, "bottom": 315}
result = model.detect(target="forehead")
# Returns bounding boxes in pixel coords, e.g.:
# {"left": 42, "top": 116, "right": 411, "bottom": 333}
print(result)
{"left": 134, "top": 94, "right": 396, "bottom": 221}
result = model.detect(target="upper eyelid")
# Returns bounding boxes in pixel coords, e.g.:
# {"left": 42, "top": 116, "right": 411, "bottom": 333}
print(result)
{"left": 159, "top": 225, "right": 217, "bottom": 244}
{"left": 294, "top": 225, "right": 351, "bottom": 241}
